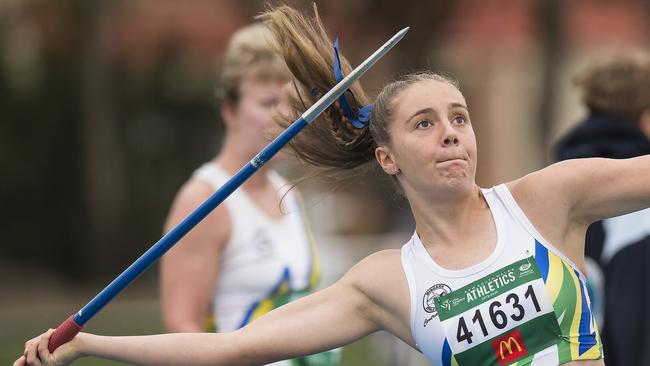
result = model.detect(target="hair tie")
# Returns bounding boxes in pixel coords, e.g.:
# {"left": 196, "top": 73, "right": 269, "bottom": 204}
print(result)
{"left": 332, "top": 38, "right": 373, "bottom": 128}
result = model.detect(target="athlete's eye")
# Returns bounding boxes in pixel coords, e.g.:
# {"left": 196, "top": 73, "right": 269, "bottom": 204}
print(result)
{"left": 453, "top": 115, "right": 467, "bottom": 125}
{"left": 416, "top": 120, "right": 432, "bottom": 129}
{"left": 261, "top": 98, "right": 280, "bottom": 109}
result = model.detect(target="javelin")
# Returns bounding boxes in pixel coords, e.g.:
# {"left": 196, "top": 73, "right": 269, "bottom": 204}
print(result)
{"left": 47, "top": 26, "right": 409, "bottom": 352}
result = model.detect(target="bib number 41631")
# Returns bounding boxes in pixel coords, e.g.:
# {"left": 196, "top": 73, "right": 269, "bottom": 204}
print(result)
{"left": 456, "top": 284, "right": 541, "bottom": 345}
{"left": 435, "top": 257, "right": 562, "bottom": 366}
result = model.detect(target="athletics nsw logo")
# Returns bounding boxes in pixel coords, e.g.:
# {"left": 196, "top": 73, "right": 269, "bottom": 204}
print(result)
{"left": 491, "top": 329, "right": 528, "bottom": 365}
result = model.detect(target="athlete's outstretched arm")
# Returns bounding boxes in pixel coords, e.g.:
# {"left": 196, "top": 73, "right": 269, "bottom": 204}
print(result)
{"left": 521, "top": 155, "right": 650, "bottom": 224}
{"left": 507, "top": 155, "right": 650, "bottom": 262}
{"left": 16, "top": 251, "right": 411, "bottom": 366}
{"left": 562, "top": 155, "right": 650, "bottom": 222}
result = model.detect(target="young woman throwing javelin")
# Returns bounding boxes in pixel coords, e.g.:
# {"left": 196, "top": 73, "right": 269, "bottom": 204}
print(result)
{"left": 16, "top": 5, "right": 649, "bottom": 366}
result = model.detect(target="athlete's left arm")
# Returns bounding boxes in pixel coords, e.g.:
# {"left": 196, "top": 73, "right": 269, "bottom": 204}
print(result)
{"left": 545, "top": 155, "right": 650, "bottom": 224}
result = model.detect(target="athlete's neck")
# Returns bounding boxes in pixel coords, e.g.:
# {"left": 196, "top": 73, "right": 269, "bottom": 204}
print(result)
{"left": 215, "top": 132, "right": 277, "bottom": 190}
{"left": 410, "top": 185, "right": 490, "bottom": 248}
{"left": 213, "top": 152, "right": 273, "bottom": 192}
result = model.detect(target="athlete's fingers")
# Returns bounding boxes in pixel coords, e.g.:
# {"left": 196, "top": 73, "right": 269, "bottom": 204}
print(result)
{"left": 24, "top": 334, "right": 44, "bottom": 366}
{"left": 12, "top": 354, "right": 27, "bottom": 366}
{"left": 37, "top": 329, "right": 55, "bottom": 364}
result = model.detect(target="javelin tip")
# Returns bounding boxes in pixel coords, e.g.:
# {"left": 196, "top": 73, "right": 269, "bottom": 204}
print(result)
{"left": 387, "top": 27, "right": 409, "bottom": 45}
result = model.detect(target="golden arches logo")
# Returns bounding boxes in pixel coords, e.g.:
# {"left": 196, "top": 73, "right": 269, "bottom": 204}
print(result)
{"left": 491, "top": 329, "right": 527, "bottom": 364}
{"left": 498, "top": 337, "right": 522, "bottom": 359}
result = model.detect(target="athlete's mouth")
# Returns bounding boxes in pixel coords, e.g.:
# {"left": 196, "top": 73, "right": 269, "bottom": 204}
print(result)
{"left": 436, "top": 157, "right": 467, "bottom": 164}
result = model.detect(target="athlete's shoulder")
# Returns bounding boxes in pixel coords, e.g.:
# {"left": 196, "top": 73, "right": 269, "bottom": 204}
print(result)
{"left": 342, "top": 250, "right": 406, "bottom": 298}
{"left": 353, "top": 250, "right": 403, "bottom": 273}
{"left": 165, "top": 177, "right": 231, "bottom": 246}
{"left": 507, "top": 158, "right": 604, "bottom": 200}
{"left": 175, "top": 178, "right": 216, "bottom": 206}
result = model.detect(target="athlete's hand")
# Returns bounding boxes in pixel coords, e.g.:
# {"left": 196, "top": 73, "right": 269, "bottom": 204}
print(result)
{"left": 14, "top": 329, "right": 81, "bottom": 366}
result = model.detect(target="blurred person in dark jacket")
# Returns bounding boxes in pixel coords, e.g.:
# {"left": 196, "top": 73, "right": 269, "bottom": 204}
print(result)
{"left": 555, "top": 51, "right": 650, "bottom": 366}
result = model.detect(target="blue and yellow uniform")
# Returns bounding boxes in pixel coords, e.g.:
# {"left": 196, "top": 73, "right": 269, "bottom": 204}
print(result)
{"left": 194, "top": 163, "right": 340, "bottom": 366}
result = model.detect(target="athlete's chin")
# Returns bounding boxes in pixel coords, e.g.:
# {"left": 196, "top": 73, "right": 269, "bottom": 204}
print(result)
{"left": 441, "top": 170, "right": 471, "bottom": 185}
{"left": 440, "top": 169, "right": 475, "bottom": 191}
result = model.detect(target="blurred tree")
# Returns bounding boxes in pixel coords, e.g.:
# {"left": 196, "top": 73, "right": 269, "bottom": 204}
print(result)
{"left": 536, "top": 0, "right": 566, "bottom": 159}
{"left": 0, "top": 0, "right": 221, "bottom": 278}
{"left": 354, "top": 0, "right": 456, "bottom": 70}
{"left": 0, "top": 0, "right": 87, "bottom": 276}
{"left": 77, "top": 0, "right": 128, "bottom": 275}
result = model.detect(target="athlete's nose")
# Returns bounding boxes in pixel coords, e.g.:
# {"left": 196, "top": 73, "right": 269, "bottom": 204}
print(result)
{"left": 442, "top": 133, "right": 459, "bottom": 146}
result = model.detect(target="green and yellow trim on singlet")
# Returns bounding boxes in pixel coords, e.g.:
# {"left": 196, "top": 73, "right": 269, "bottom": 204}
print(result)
{"left": 234, "top": 205, "right": 340, "bottom": 366}
{"left": 440, "top": 241, "right": 603, "bottom": 366}
{"left": 238, "top": 204, "right": 321, "bottom": 327}
{"left": 534, "top": 240, "right": 603, "bottom": 362}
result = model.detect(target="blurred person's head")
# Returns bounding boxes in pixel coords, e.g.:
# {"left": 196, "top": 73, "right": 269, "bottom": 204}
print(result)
{"left": 216, "top": 23, "right": 290, "bottom": 153}
{"left": 575, "top": 50, "right": 650, "bottom": 137}
{"left": 260, "top": 6, "right": 478, "bottom": 202}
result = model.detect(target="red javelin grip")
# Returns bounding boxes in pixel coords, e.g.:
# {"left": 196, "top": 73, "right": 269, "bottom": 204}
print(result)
{"left": 48, "top": 315, "right": 84, "bottom": 353}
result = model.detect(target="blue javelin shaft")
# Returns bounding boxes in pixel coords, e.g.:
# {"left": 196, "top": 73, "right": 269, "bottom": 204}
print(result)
{"left": 73, "top": 26, "right": 409, "bottom": 326}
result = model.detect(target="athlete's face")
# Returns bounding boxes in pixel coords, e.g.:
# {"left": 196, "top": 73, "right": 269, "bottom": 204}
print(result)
{"left": 375, "top": 79, "right": 478, "bottom": 199}
{"left": 229, "top": 78, "right": 286, "bottom": 151}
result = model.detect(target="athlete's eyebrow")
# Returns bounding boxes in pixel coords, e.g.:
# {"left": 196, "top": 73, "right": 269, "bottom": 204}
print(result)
{"left": 449, "top": 102, "right": 469, "bottom": 111}
{"left": 405, "top": 108, "right": 435, "bottom": 124}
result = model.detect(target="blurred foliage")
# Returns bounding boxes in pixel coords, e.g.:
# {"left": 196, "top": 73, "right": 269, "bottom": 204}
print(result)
{"left": 0, "top": 0, "right": 455, "bottom": 278}
{"left": 11, "top": 0, "right": 645, "bottom": 279}
{"left": 0, "top": 0, "right": 221, "bottom": 277}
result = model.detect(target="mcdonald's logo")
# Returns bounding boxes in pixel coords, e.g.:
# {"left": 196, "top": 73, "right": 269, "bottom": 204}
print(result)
{"left": 500, "top": 337, "right": 521, "bottom": 358}
{"left": 491, "top": 329, "right": 528, "bottom": 365}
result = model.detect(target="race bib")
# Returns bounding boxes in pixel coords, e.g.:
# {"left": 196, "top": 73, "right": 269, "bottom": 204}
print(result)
{"left": 435, "top": 257, "right": 560, "bottom": 365}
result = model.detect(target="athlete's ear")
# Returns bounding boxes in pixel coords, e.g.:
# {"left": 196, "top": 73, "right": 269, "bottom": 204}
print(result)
{"left": 640, "top": 109, "right": 650, "bottom": 139}
{"left": 375, "top": 145, "right": 400, "bottom": 175}
{"left": 221, "top": 102, "right": 239, "bottom": 131}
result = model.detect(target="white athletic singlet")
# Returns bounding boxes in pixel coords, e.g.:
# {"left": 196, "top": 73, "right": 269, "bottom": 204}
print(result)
{"left": 401, "top": 184, "right": 603, "bottom": 366}
{"left": 193, "top": 163, "right": 340, "bottom": 366}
